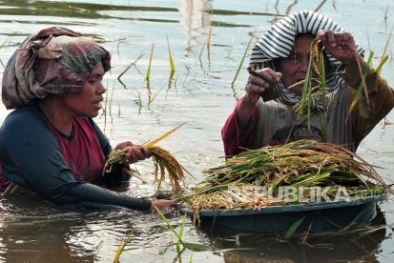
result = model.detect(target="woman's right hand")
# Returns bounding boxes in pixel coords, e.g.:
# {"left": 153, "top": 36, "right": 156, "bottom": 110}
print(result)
{"left": 243, "top": 68, "right": 281, "bottom": 104}
{"left": 236, "top": 68, "right": 281, "bottom": 128}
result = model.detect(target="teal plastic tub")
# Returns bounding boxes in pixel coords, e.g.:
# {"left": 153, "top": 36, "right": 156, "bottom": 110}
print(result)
{"left": 181, "top": 194, "right": 387, "bottom": 234}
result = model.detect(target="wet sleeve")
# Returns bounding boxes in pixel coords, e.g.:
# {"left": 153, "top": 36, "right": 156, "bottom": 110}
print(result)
{"left": 339, "top": 57, "right": 394, "bottom": 141}
{"left": 221, "top": 98, "right": 259, "bottom": 157}
{"left": 1, "top": 112, "right": 151, "bottom": 211}
{"left": 60, "top": 183, "right": 152, "bottom": 211}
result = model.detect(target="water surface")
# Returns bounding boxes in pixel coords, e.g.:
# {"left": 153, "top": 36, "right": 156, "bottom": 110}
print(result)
{"left": 0, "top": 1, "right": 393, "bottom": 262}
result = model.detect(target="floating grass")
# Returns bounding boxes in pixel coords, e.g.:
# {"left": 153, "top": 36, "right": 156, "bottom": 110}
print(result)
{"left": 198, "top": 24, "right": 213, "bottom": 72}
{"left": 207, "top": 26, "right": 212, "bottom": 63}
{"left": 167, "top": 34, "right": 175, "bottom": 80}
{"left": 155, "top": 207, "right": 213, "bottom": 258}
{"left": 378, "top": 27, "right": 392, "bottom": 70}
{"left": 314, "top": 0, "right": 329, "bottom": 12}
{"left": 115, "top": 210, "right": 212, "bottom": 261}
{"left": 166, "top": 34, "right": 176, "bottom": 91}
{"left": 147, "top": 87, "right": 161, "bottom": 108}
{"left": 113, "top": 230, "right": 134, "bottom": 263}
{"left": 198, "top": 39, "right": 207, "bottom": 70}
{"left": 230, "top": 34, "right": 255, "bottom": 90}
{"left": 284, "top": 216, "right": 306, "bottom": 240}
{"left": 136, "top": 91, "right": 142, "bottom": 114}
{"left": 117, "top": 53, "right": 144, "bottom": 89}
{"left": 146, "top": 43, "right": 154, "bottom": 83}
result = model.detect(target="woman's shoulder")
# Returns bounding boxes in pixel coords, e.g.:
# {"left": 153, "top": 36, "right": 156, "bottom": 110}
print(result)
{"left": 2, "top": 105, "right": 45, "bottom": 131}
{"left": 6, "top": 104, "right": 42, "bottom": 118}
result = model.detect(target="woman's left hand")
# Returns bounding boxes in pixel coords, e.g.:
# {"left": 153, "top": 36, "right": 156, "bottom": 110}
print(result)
{"left": 151, "top": 199, "right": 178, "bottom": 211}
{"left": 114, "top": 141, "right": 152, "bottom": 163}
{"left": 317, "top": 30, "right": 358, "bottom": 65}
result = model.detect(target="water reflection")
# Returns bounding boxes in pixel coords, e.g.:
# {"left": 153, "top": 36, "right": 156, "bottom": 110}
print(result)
{"left": 180, "top": 0, "right": 212, "bottom": 55}
{"left": 0, "top": 195, "right": 184, "bottom": 262}
{"left": 0, "top": 0, "right": 179, "bottom": 21}
{"left": 214, "top": 208, "right": 387, "bottom": 262}
{"left": 0, "top": 197, "right": 95, "bottom": 262}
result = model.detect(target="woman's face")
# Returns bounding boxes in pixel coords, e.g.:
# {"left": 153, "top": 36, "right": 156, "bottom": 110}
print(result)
{"left": 278, "top": 34, "right": 315, "bottom": 96}
{"left": 61, "top": 62, "right": 106, "bottom": 118}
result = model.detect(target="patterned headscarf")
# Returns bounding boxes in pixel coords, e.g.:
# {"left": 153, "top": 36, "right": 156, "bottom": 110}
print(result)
{"left": 249, "top": 10, "right": 364, "bottom": 107}
{"left": 2, "top": 26, "right": 111, "bottom": 109}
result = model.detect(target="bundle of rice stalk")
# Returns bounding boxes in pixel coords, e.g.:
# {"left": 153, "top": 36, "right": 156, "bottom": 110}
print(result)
{"left": 186, "top": 183, "right": 286, "bottom": 212}
{"left": 292, "top": 37, "right": 389, "bottom": 127}
{"left": 149, "top": 145, "right": 186, "bottom": 194}
{"left": 183, "top": 140, "right": 390, "bottom": 213}
{"left": 194, "top": 140, "right": 390, "bottom": 194}
{"left": 292, "top": 37, "right": 326, "bottom": 117}
{"left": 103, "top": 122, "right": 187, "bottom": 194}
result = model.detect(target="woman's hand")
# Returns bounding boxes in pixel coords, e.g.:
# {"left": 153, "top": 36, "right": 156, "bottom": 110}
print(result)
{"left": 317, "top": 30, "right": 358, "bottom": 65}
{"left": 114, "top": 141, "right": 151, "bottom": 163}
{"left": 150, "top": 199, "right": 178, "bottom": 211}
{"left": 244, "top": 68, "right": 281, "bottom": 105}
{"left": 236, "top": 68, "right": 281, "bottom": 129}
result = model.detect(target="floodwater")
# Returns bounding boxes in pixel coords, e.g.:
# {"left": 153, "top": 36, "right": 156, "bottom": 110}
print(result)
{"left": 0, "top": 0, "right": 393, "bottom": 262}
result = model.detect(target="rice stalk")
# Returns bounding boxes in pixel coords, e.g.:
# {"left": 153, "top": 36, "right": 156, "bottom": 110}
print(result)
{"left": 284, "top": 216, "right": 306, "bottom": 240}
{"left": 198, "top": 39, "right": 207, "bottom": 71}
{"left": 167, "top": 35, "right": 175, "bottom": 73}
{"left": 149, "top": 145, "right": 186, "bottom": 194}
{"left": 207, "top": 25, "right": 212, "bottom": 68}
{"left": 113, "top": 230, "right": 134, "bottom": 262}
{"left": 347, "top": 29, "right": 390, "bottom": 116}
{"left": 166, "top": 34, "right": 175, "bottom": 85}
{"left": 117, "top": 53, "right": 144, "bottom": 87}
{"left": 103, "top": 122, "right": 188, "bottom": 194}
{"left": 147, "top": 87, "right": 161, "bottom": 108}
{"left": 146, "top": 43, "right": 154, "bottom": 83}
{"left": 183, "top": 140, "right": 390, "bottom": 211}
{"left": 313, "top": 0, "right": 328, "bottom": 12}
{"left": 377, "top": 27, "right": 392, "bottom": 72}
{"left": 198, "top": 25, "right": 212, "bottom": 73}
{"left": 230, "top": 34, "right": 255, "bottom": 89}
{"left": 292, "top": 37, "right": 326, "bottom": 124}
{"left": 348, "top": 51, "right": 374, "bottom": 114}
{"left": 137, "top": 91, "right": 142, "bottom": 114}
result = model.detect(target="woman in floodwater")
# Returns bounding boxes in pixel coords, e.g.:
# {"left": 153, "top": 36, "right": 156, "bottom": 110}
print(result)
{"left": 222, "top": 10, "right": 394, "bottom": 157}
{"left": 0, "top": 26, "right": 176, "bottom": 212}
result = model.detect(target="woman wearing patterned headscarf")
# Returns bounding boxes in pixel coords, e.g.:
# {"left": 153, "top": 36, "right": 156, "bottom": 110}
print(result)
{"left": 0, "top": 27, "right": 176, "bottom": 211}
{"left": 222, "top": 10, "right": 394, "bottom": 157}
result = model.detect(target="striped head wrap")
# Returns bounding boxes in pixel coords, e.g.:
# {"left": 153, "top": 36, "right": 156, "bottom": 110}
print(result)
{"left": 249, "top": 10, "right": 364, "bottom": 107}
{"left": 2, "top": 26, "right": 111, "bottom": 109}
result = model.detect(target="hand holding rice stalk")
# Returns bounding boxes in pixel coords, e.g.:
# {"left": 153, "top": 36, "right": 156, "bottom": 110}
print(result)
{"left": 103, "top": 122, "right": 188, "bottom": 194}
{"left": 292, "top": 36, "right": 389, "bottom": 119}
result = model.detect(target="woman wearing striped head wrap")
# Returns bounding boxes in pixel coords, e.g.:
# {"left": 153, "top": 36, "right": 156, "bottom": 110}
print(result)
{"left": 0, "top": 27, "right": 176, "bottom": 212}
{"left": 222, "top": 10, "right": 394, "bottom": 157}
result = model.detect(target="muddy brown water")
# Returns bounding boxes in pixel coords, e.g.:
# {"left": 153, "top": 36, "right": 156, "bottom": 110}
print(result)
{"left": 0, "top": 1, "right": 393, "bottom": 262}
